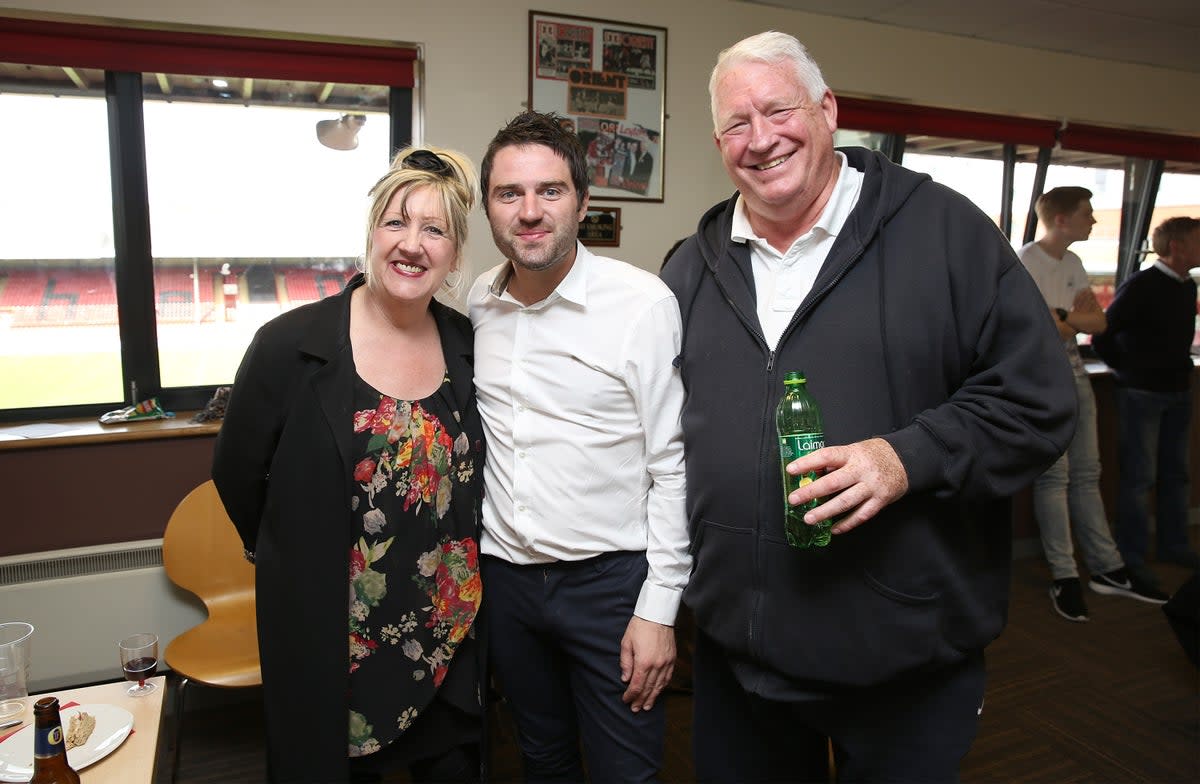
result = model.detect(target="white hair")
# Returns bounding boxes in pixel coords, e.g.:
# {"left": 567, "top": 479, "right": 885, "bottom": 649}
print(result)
{"left": 709, "top": 31, "right": 829, "bottom": 131}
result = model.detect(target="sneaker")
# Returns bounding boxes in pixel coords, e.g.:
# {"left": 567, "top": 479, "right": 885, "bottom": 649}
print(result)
{"left": 1090, "top": 568, "right": 1169, "bottom": 605}
{"left": 1050, "top": 578, "right": 1090, "bottom": 622}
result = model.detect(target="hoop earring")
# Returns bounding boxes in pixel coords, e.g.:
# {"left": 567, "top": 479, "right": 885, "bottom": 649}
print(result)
{"left": 354, "top": 255, "right": 367, "bottom": 274}
{"left": 442, "top": 268, "right": 463, "bottom": 290}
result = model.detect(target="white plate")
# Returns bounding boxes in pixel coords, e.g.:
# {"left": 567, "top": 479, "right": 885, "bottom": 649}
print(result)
{"left": 0, "top": 703, "right": 134, "bottom": 781}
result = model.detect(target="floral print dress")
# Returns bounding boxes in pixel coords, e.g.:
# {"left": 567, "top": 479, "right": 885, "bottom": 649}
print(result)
{"left": 347, "top": 372, "right": 482, "bottom": 758}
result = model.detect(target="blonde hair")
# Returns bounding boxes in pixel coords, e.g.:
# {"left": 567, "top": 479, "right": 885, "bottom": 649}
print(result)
{"left": 364, "top": 145, "right": 478, "bottom": 277}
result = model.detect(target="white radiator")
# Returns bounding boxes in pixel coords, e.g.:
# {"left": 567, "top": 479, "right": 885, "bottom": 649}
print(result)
{"left": 0, "top": 540, "right": 206, "bottom": 691}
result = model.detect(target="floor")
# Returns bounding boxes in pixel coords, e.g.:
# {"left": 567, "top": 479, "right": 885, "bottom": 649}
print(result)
{"left": 157, "top": 552, "right": 1199, "bottom": 783}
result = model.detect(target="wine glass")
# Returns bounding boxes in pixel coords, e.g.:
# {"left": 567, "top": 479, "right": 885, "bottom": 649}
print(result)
{"left": 118, "top": 633, "right": 159, "bottom": 696}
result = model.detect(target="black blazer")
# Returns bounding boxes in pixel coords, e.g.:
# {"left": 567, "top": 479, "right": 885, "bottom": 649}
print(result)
{"left": 212, "top": 274, "right": 483, "bottom": 782}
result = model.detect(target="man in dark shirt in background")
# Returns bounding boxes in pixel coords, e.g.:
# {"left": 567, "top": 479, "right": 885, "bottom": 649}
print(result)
{"left": 1094, "top": 216, "right": 1200, "bottom": 587}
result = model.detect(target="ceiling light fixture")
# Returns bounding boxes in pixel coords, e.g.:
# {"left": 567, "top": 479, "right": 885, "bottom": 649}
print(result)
{"left": 316, "top": 113, "right": 367, "bottom": 151}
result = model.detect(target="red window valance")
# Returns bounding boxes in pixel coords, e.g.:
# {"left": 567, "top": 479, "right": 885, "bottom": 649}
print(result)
{"left": 0, "top": 16, "right": 416, "bottom": 86}
{"left": 837, "top": 96, "right": 1059, "bottom": 148}
{"left": 1060, "top": 123, "right": 1200, "bottom": 164}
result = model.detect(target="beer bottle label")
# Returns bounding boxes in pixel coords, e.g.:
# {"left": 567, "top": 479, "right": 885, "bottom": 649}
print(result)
{"left": 34, "top": 724, "right": 64, "bottom": 758}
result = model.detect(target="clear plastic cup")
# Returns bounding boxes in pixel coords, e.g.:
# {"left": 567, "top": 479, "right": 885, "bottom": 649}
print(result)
{"left": 0, "top": 622, "right": 34, "bottom": 719}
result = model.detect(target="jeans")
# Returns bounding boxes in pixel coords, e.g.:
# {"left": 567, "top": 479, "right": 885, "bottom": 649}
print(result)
{"left": 1032, "top": 373, "right": 1125, "bottom": 580}
{"left": 1114, "top": 386, "right": 1193, "bottom": 566}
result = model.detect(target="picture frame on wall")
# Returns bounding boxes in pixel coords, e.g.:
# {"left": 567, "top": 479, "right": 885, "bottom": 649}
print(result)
{"left": 530, "top": 10, "right": 666, "bottom": 203}
{"left": 578, "top": 205, "right": 621, "bottom": 247}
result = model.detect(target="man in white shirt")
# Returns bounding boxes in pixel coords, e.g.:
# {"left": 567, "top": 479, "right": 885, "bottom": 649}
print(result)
{"left": 468, "top": 111, "right": 690, "bottom": 783}
{"left": 1019, "top": 187, "right": 1167, "bottom": 621}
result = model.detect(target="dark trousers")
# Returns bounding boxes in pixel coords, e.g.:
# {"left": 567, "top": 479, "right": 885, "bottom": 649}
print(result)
{"left": 1114, "top": 386, "right": 1193, "bottom": 566}
{"left": 692, "top": 630, "right": 985, "bottom": 783}
{"left": 482, "top": 551, "right": 665, "bottom": 783}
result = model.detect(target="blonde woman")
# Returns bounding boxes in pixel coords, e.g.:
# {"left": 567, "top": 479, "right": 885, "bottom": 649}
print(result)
{"left": 213, "top": 146, "right": 485, "bottom": 783}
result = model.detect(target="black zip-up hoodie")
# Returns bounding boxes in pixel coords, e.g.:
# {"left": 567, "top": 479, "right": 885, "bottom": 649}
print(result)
{"left": 661, "top": 147, "right": 1076, "bottom": 692}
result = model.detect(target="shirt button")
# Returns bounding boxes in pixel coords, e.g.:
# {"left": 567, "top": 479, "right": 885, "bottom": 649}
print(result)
{"left": 518, "top": 450, "right": 526, "bottom": 459}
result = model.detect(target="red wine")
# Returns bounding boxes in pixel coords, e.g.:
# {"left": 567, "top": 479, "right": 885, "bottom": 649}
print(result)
{"left": 123, "top": 656, "right": 157, "bottom": 683}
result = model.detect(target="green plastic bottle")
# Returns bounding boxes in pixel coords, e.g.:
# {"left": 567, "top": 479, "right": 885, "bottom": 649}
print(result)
{"left": 776, "top": 371, "right": 831, "bottom": 548}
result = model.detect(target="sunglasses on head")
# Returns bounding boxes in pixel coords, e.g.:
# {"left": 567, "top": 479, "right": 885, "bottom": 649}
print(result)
{"left": 403, "top": 149, "right": 453, "bottom": 177}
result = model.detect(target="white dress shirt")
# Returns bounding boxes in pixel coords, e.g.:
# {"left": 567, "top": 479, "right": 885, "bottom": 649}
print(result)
{"left": 468, "top": 242, "right": 691, "bottom": 625}
{"left": 731, "top": 151, "right": 864, "bottom": 349}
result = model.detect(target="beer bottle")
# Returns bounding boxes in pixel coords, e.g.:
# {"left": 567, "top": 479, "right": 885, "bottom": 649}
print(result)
{"left": 30, "top": 697, "right": 81, "bottom": 784}
{"left": 776, "top": 371, "right": 831, "bottom": 548}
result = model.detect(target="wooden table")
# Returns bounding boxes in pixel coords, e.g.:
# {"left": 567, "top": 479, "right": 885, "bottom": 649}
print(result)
{"left": 0, "top": 676, "right": 166, "bottom": 783}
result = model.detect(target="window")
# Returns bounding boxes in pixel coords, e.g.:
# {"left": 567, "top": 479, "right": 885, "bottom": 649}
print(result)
{"left": 1016, "top": 156, "right": 1125, "bottom": 276}
{"left": 1149, "top": 170, "right": 1200, "bottom": 248}
{"left": 140, "top": 74, "right": 388, "bottom": 389}
{"left": 834, "top": 129, "right": 889, "bottom": 153}
{"left": 0, "top": 18, "right": 416, "bottom": 420}
{"left": 835, "top": 97, "right": 1060, "bottom": 241}
{"left": 829, "top": 96, "right": 1200, "bottom": 351}
{"left": 0, "top": 71, "right": 119, "bottom": 409}
{"left": 901, "top": 137, "right": 1043, "bottom": 233}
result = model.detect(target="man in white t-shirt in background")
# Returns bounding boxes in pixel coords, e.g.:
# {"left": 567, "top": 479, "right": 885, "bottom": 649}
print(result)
{"left": 1018, "top": 186, "right": 1168, "bottom": 621}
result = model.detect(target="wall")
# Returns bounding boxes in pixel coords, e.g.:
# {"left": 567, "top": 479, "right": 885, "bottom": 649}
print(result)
{"left": 0, "top": 567, "right": 206, "bottom": 690}
{"left": 2, "top": 0, "right": 1197, "bottom": 284}
{"left": 0, "top": 436, "right": 216, "bottom": 556}
{"left": 0, "top": 436, "right": 215, "bottom": 688}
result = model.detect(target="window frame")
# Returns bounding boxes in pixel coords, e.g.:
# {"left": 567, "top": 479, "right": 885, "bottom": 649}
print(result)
{"left": 838, "top": 94, "right": 1199, "bottom": 282}
{"left": 0, "top": 16, "right": 418, "bottom": 422}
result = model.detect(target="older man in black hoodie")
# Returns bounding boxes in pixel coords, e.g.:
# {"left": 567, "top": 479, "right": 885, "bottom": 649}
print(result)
{"left": 660, "top": 31, "right": 1076, "bottom": 783}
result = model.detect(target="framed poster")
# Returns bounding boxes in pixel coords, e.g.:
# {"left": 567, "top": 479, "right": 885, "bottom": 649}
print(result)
{"left": 530, "top": 10, "right": 666, "bottom": 202}
{"left": 579, "top": 205, "right": 621, "bottom": 247}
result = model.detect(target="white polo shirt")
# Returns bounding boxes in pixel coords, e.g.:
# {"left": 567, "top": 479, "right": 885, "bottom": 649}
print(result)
{"left": 732, "top": 151, "right": 864, "bottom": 349}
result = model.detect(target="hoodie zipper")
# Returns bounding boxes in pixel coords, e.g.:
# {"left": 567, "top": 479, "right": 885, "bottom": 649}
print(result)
{"left": 752, "top": 350, "right": 778, "bottom": 654}
{"left": 705, "top": 268, "right": 775, "bottom": 654}
{"left": 748, "top": 243, "right": 869, "bottom": 659}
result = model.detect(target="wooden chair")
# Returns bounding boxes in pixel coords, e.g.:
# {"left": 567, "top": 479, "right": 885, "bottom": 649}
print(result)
{"left": 162, "top": 480, "right": 261, "bottom": 782}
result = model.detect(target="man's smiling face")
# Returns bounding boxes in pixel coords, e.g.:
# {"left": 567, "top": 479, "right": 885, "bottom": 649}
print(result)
{"left": 713, "top": 59, "right": 838, "bottom": 221}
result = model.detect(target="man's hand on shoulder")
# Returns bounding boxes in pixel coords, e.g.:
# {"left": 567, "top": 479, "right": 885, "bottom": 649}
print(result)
{"left": 786, "top": 437, "right": 909, "bottom": 535}
{"left": 620, "top": 616, "right": 676, "bottom": 713}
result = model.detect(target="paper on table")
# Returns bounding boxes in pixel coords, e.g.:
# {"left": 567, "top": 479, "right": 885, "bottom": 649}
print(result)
{"left": 0, "top": 423, "right": 78, "bottom": 439}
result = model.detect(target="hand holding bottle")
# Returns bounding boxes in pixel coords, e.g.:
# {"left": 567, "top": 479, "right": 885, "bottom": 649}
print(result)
{"left": 785, "top": 437, "right": 909, "bottom": 535}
